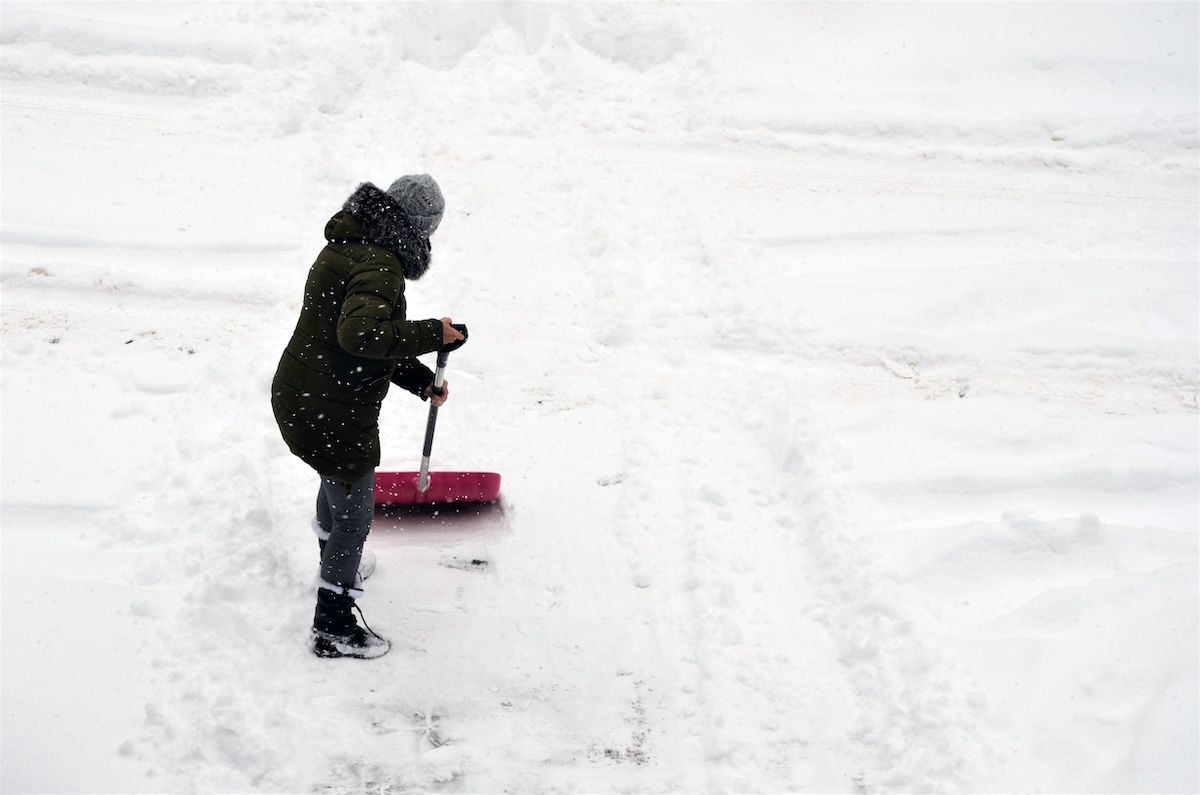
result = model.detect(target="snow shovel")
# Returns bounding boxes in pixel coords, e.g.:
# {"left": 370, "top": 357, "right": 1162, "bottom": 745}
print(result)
{"left": 374, "top": 324, "right": 501, "bottom": 506}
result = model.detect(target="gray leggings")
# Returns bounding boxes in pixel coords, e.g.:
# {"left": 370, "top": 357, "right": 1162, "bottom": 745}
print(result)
{"left": 315, "top": 471, "right": 374, "bottom": 592}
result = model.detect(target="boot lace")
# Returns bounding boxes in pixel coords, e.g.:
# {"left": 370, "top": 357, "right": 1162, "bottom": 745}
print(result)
{"left": 352, "top": 602, "right": 385, "bottom": 641}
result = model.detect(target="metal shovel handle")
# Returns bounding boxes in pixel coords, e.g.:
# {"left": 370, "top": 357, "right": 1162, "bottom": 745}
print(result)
{"left": 417, "top": 324, "right": 468, "bottom": 492}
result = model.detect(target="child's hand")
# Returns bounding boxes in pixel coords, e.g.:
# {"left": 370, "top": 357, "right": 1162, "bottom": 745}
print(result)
{"left": 425, "top": 380, "right": 450, "bottom": 406}
{"left": 441, "top": 318, "right": 465, "bottom": 346}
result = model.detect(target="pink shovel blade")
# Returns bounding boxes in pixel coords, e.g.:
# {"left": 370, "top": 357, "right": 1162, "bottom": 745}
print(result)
{"left": 374, "top": 471, "right": 501, "bottom": 506}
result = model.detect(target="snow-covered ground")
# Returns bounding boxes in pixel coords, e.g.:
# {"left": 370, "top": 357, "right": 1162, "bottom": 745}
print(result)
{"left": 2, "top": 3, "right": 1196, "bottom": 793}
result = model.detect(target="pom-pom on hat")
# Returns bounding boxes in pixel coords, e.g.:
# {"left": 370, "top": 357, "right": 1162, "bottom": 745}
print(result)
{"left": 386, "top": 174, "right": 444, "bottom": 236}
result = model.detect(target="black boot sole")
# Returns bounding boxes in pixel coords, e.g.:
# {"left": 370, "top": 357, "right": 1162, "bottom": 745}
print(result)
{"left": 311, "top": 629, "right": 391, "bottom": 659}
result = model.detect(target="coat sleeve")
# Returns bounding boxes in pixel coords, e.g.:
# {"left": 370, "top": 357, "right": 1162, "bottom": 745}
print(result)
{"left": 391, "top": 357, "right": 436, "bottom": 398}
{"left": 335, "top": 250, "right": 443, "bottom": 360}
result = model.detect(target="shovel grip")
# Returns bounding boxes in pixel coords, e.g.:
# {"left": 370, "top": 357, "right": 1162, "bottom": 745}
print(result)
{"left": 438, "top": 324, "right": 469, "bottom": 360}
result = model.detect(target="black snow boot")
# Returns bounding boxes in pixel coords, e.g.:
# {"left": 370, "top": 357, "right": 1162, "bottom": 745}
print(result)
{"left": 311, "top": 588, "right": 391, "bottom": 660}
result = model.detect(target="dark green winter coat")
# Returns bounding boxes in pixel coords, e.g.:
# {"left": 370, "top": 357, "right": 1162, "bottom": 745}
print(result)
{"left": 271, "top": 183, "right": 444, "bottom": 484}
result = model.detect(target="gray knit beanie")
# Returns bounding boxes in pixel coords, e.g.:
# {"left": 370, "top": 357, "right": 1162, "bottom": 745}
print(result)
{"left": 386, "top": 174, "right": 444, "bottom": 236}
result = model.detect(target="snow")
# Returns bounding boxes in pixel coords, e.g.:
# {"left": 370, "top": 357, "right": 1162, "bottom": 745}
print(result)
{"left": 1, "top": 2, "right": 1196, "bottom": 793}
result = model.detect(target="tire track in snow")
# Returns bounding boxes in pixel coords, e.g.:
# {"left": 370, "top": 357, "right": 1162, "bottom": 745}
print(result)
{"left": 589, "top": 140, "right": 1197, "bottom": 208}
{"left": 603, "top": 342, "right": 991, "bottom": 792}
{"left": 572, "top": 142, "right": 996, "bottom": 790}
{"left": 762, "top": 392, "right": 992, "bottom": 793}
{"left": 605, "top": 361, "right": 860, "bottom": 791}
{"left": 570, "top": 145, "right": 864, "bottom": 789}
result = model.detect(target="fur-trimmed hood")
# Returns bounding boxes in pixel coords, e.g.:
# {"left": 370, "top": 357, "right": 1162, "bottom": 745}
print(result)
{"left": 337, "top": 182, "right": 431, "bottom": 280}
